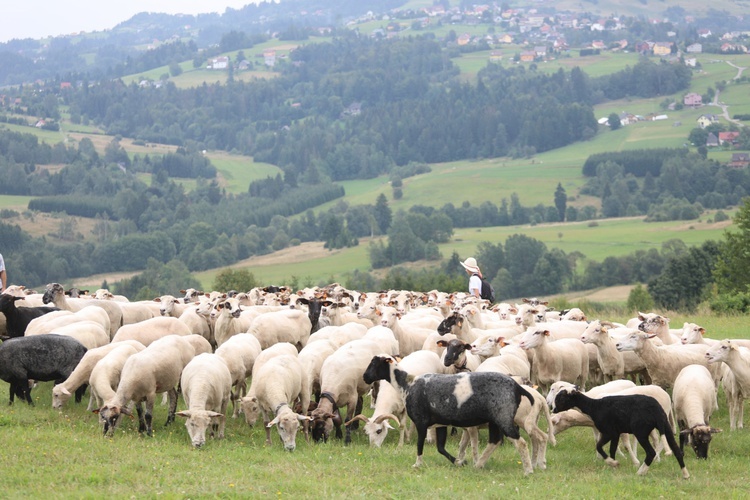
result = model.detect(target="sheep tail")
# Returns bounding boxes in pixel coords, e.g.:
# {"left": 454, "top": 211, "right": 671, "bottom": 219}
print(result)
{"left": 519, "top": 385, "right": 534, "bottom": 407}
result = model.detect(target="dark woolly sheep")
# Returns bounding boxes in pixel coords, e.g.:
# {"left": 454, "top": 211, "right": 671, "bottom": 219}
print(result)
{"left": 363, "top": 355, "right": 533, "bottom": 473}
{"left": 0, "top": 334, "right": 87, "bottom": 405}
{"left": 0, "top": 293, "right": 59, "bottom": 338}
{"left": 551, "top": 387, "right": 690, "bottom": 479}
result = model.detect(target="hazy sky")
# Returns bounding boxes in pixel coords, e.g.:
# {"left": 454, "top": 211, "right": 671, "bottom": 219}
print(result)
{"left": 1, "top": 1, "right": 260, "bottom": 43}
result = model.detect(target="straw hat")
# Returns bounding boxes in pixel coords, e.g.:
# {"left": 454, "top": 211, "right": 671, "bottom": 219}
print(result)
{"left": 460, "top": 257, "right": 480, "bottom": 273}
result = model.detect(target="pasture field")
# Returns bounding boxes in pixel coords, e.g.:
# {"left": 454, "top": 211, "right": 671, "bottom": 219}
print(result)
{"left": 0, "top": 312, "right": 748, "bottom": 497}
{"left": 187, "top": 215, "right": 732, "bottom": 290}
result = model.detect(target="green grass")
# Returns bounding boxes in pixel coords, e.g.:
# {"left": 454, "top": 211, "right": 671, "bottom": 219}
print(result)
{"left": 0, "top": 195, "right": 33, "bottom": 210}
{"left": 206, "top": 152, "right": 284, "bottom": 195}
{"left": 1, "top": 311, "right": 749, "bottom": 496}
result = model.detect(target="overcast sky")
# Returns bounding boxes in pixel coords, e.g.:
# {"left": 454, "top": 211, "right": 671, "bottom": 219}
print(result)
{"left": 1, "top": 1, "right": 261, "bottom": 43}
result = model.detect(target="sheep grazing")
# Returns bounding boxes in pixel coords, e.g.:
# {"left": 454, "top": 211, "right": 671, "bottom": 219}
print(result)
{"left": 88, "top": 342, "right": 145, "bottom": 410}
{"left": 214, "top": 333, "right": 262, "bottom": 418}
{"left": 705, "top": 340, "right": 750, "bottom": 430}
{"left": 672, "top": 364, "right": 720, "bottom": 458}
{"left": 241, "top": 354, "right": 311, "bottom": 451}
{"left": 52, "top": 340, "right": 145, "bottom": 410}
{"left": 96, "top": 335, "right": 196, "bottom": 437}
{"left": 345, "top": 380, "right": 407, "bottom": 448}
{"left": 363, "top": 355, "right": 533, "bottom": 473}
{"left": 177, "top": 353, "right": 233, "bottom": 448}
{"left": 0, "top": 334, "right": 87, "bottom": 405}
{"left": 551, "top": 387, "right": 689, "bottom": 479}
{"left": 0, "top": 293, "right": 59, "bottom": 338}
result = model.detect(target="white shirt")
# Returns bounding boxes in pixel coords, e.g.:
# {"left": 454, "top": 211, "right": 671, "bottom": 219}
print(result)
{"left": 468, "top": 273, "right": 481, "bottom": 297}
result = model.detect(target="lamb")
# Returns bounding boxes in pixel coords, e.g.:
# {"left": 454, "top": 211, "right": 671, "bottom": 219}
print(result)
{"left": 0, "top": 334, "right": 87, "bottom": 405}
{"left": 240, "top": 354, "right": 311, "bottom": 451}
{"left": 518, "top": 327, "right": 588, "bottom": 393}
{"left": 52, "top": 340, "right": 145, "bottom": 409}
{"left": 95, "top": 334, "right": 196, "bottom": 436}
{"left": 87, "top": 342, "right": 145, "bottom": 410}
{"left": 110, "top": 316, "right": 192, "bottom": 346}
{"left": 345, "top": 380, "right": 407, "bottom": 447}
{"left": 363, "top": 355, "right": 533, "bottom": 473}
{"left": 672, "top": 364, "right": 721, "bottom": 458}
{"left": 550, "top": 386, "right": 689, "bottom": 479}
{"left": 215, "top": 333, "right": 262, "bottom": 418}
{"left": 615, "top": 331, "right": 721, "bottom": 389}
{"left": 705, "top": 340, "right": 750, "bottom": 430}
{"left": 176, "top": 353, "right": 233, "bottom": 448}
{"left": 0, "top": 293, "right": 59, "bottom": 338}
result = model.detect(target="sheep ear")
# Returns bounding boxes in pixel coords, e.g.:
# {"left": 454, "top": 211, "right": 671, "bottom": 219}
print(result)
{"left": 436, "top": 340, "right": 448, "bottom": 347}
{"left": 297, "top": 414, "right": 313, "bottom": 422}
{"left": 699, "top": 328, "right": 706, "bottom": 336}
{"left": 206, "top": 411, "right": 223, "bottom": 418}
{"left": 61, "top": 387, "right": 71, "bottom": 396}
{"left": 267, "top": 417, "right": 279, "bottom": 428}
{"left": 710, "top": 427, "right": 722, "bottom": 434}
{"left": 153, "top": 297, "right": 162, "bottom": 302}
{"left": 176, "top": 410, "right": 192, "bottom": 419}
{"left": 543, "top": 330, "right": 551, "bottom": 336}
{"left": 680, "top": 428, "right": 691, "bottom": 435}
{"left": 646, "top": 333, "right": 658, "bottom": 339}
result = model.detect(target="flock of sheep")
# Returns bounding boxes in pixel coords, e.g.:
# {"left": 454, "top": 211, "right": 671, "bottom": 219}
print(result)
{"left": 1, "top": 282, "right": 749, "bottom": 480}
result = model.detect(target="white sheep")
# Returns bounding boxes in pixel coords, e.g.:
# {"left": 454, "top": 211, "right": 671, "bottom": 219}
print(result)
{"left": 580, "top": 321, "right": 648, "bottom": 382}
{"left": 176, "top": 353, "right": 233, "bottom": 448}
{"left": 672, "top": 364, "right": 720, "bottom": 458}
{"left": 214, "top": 333, "right": 262, "bottom": 418}
{"left": 42, "top": 283, "right": 122, "bottom": 338}
{"left": 110, "top": 316, "right": 192, "bottom": 346}
{"left": 47, "top": 321, "right": 110, "bottom": 350}
{"left": 153, "top": 295, "right": 189, "bottom": 318}
{"left": 636, "top": 312, "right": 680, "bottom": 344}
{"left": 25, "top": 305, "right": 111, "bottom": 338}
{"left": 378, "top": 306, "right": 433, "bottom": 356}
{"left": 518, "top": 326, "right": 588, "bottom": 393}
{"left": 240, "top": 354, "right": 311, "bottom": 451}
{"left": 177, "top": 304, "right": 214, "bottom": 347}
{"left": 212, "top": 297, "right": 255, "bottom": 347}
{"left": 298, "top": 338, "right": 339, "bottom": 404}
{"left": 51, "top": 340, "right": 145, "bottom": 410}
{"left": 307, "top": 323, "right": 367, "bottom": 348}
{"left": 345, "top": 380, "right": 407, "bottom": 447}
{"left": 95, "top": 334, "right": 196, "bottom": 436}
{"left": 705, "top": 340, "right": 750, "bottom": 430}
{"left": 247, "top": 308, "right": 313, "bottom": 351}
{"left": 87, "top": 342, "right": 145, "bottom": 409}
{"left": 240, "top": 342, "right": 299, "bottom": 424}
{"left": 117, "top": 301, "right": 157, "bottom": 325}
{"left": 615, "top": 331, "right": 721, "bottom": 389}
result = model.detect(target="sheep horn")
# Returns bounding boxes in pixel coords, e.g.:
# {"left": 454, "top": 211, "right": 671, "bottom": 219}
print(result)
{"left": 344, "top": 414, "right": 370, "bottom": 426}
{"left": 373, "top": 413, "right": 400, "bottom": 427}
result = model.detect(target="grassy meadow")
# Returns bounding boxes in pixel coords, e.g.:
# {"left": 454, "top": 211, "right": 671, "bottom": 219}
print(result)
{"left": 1, "top": 311, "right": 749, "bottom": 497}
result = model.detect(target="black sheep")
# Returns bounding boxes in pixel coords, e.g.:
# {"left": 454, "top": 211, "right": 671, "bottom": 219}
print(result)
{"left": 0, "top": 293, "right": 59, "bottom": 338}
{"left": 552, "top": 387, "right": 690, "bottom": 479}
{"left": 0, "top": 335, "right": 87, "bottom": 405}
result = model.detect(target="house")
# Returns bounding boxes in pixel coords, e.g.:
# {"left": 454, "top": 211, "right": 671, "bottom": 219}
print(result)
{"left": 591, "top": 40, "right": 606, "bottom": 50}
{"left": 498, "top": 33, "right": 513, "bottom": 44}
{"left": 263, "top": 50, "right": 276, "bottom": 67}
{"left": 489, "top": 50, "right": 503, "bottom": 62}
{"left": 698, "top": 29, "right": 712, "bottom": 38}
{"left": 697, "top": 114, "right": 720, "bottom": 129}
{"left": 719, "top": 131, "right": 740, "bottom": 146}
{"left": 729, "top": 153, "right": 750, "bottom": 168}
{"left": 684, "top": 93, "right": 702, "bottom": 107}
{"left": 684, "top": 57, "right": 698, "bottom": 68}
{"left": 686, "top": 43, "right": 702, "bottom": 53}
{"left": 208, "top": 56, "right": 229, "bottom": 70}
{"left": 457, "top": 33, "right": 472, "bottom": 46}
{"left": 706, "top": 132, "right": 719, "bottom": 147}
{"left": 653, "top": 42, "right": 673, "bottom": 55}
{"left": 519, "top": 51, "right": 536, "bottom": 62}
{"left": 534, "top": 46, "right": 547, "bottom": 58}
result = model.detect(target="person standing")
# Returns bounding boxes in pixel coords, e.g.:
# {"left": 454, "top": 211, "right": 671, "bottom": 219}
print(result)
{"left": 0, "top": 252, "right": 6, "bottom": 292}
{"left": 460, "top": 257, "right": 482, "bottom": 299}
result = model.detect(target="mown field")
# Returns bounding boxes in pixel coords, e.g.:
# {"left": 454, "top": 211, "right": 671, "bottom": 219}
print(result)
{"left": 1, "top": 312, "right": 748, "bottom": 497}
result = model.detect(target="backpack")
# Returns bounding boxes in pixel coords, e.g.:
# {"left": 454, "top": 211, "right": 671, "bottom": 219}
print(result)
{"left": 473, "top": 273, "right": 495, "bottom": 303}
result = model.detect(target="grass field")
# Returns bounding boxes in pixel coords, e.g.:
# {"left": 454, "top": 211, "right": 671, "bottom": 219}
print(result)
{"left": 1, "top": 311, "right": 748, "bottom": 497}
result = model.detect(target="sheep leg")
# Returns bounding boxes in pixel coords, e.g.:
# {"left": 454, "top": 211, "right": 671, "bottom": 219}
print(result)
{"left": 475, "top": 423, "right": 501, "bottom": 469}
{"left": 264, "top": 419, "right": 273, "bottom": 445}
{"left": 510, "top": 437, "right": 533, "bottom": 475}
{"left": 738, "top": 398, "right": 745, "bottom": 430}
{"left": 164, "top": 388, "right": 178, "bottom": 427}
{"left": 527, "top": 424, "right": 548, "bottom": 470}
{"left": 634, "top": 430, "right": 657, "bottom": 475}
{"left": 413, "top": 425, "right": 428, "bottom": 468}
{"left": 596, "top": 433, "right": 616, "bottom": 465}
{"left": 619, "top": 434, "right": 640, "bottom": 466}
{"left": 74, "top": 383, "right": 87, "bottom": 404}
{"left": 435, "top": 426, "right": 456, "bottom": 464}
{"left": 456, "top": 429, "right": 470, "bottom": 465}
{"left": 135, "top": 403, "right": 147, "bottom": 433}
{"left": 607, "top": 434, "right": 621, "bottom": 467}
{"left": 144, "top": 399, "right": 154, "bottom": 436}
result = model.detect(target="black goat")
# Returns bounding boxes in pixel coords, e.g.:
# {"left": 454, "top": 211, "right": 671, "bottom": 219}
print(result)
{"left": 0, "top": 334, "right": 87, "bottom": 405}
{"left": 551, "top": 387, "right": 690, "bottom": 479}
{"left": 363, "top": 354, "right": 534, "bottom": 473}
{"left": 0, "top": 293, "right": 59, "bottom": 338}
